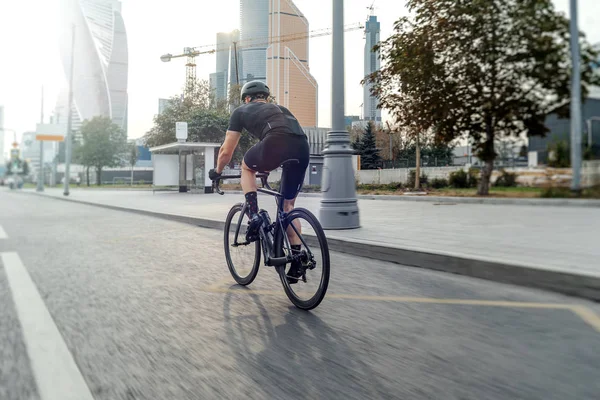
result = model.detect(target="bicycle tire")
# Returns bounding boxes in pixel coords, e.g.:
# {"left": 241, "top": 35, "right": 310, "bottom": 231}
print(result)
{"left": 224, "top": 203, "right": 261, "bottom": 285}
{"left": 276, "top": 208, "right": 330, "bottom": 310}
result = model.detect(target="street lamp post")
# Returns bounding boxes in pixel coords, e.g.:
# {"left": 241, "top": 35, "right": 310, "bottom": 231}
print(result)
{"left": 569, "top": 0, "right": 582, "bottom": 192}
{"left": 318, "top": 0, "right": 360, "bottom": 229}
{"left": 37, "top": 140, "right": 44, "bottom": 192}
{"left": 37, "top": 85, "right": 44, "bottom": 192}
{"left": 64, "top": 24, "right": 75, "bottom": 196}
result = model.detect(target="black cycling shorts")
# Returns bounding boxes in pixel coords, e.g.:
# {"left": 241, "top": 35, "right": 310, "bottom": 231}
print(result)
{"left": 243, "top": 133, "right": 310, "bottom": 200}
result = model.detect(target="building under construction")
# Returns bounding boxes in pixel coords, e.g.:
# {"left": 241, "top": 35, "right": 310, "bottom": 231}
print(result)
{"left": 266, "top": 0, "right": 318, "bottom": 127}
{"left": 166, "top": 1, "right": 363, "bottom": 128}
{"left": 208, "top": 0, "right": 330, "bottom": 127}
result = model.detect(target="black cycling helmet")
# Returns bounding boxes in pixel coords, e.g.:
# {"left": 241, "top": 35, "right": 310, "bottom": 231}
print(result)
{"left": 241, "top": 80, "right": 270, "bottom": 101}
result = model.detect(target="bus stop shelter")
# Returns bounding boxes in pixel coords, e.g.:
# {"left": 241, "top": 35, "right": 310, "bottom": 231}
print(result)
{"left": 149, "top": 142, "right": 221, "bottom": 193}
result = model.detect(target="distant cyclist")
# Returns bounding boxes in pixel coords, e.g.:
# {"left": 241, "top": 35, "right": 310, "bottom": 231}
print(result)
{"left": 209, "top": 80, "right": 309, "bottom": 283}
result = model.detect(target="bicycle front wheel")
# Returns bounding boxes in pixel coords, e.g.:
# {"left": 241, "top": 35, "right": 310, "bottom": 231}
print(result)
{"left": 277, "top": 208, "right": 330, "bottom": 310}
{"left": 224, "top": 203, "right": 261, "bottom": 285}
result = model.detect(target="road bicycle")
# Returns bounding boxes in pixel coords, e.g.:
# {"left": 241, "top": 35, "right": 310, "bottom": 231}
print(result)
{"left": 213, "top": 159, "right": 330, "bottom": 310}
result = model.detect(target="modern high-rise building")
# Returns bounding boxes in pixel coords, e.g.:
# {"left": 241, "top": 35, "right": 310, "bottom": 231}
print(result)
{"left": 55, "top": 0, "right": 128, "bottom": 133}
{"left": 344, "top": 115, "right": 360, "bottom": 127}
{"left": 209, "top": 71, "right": 227, "bottom": 102}
{"left": 266, "top": 0, "right": 318, "bottom": 127}
{"left": 210, "top": 30, "right": 241, "bottom": 102}
{"left": 239, "top": 0, "right": 269, "bottom": 84}
{"left": 363, "top": 15, "right": 381, "bottom": 123}
{"left": 221, "top": 30, "right": 242, "bottom": 88}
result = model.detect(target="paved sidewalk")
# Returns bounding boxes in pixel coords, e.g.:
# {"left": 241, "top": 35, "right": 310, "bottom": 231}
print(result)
{"left": 232, "top": 190, "right": 600, "bottom": 208}
{"left": 16, "top": 187, "right": 600, "bottom": 299}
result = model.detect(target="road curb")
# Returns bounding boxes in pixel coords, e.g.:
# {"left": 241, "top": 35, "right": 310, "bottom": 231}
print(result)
{"left": 222, "top": 190, "right": 600, "bottom": 207}
{"left": 360, "top": 195, "right": 600, "bottom": 207}
{"left": 20, "top": 190, "right": 600, "bottom": 302}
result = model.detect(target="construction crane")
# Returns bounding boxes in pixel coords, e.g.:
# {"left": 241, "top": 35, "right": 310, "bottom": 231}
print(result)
{"left": 367, "top": 1, "right": 376, "bottom": 15}
{"left": 160, "top": 23, "right": 365, "bottom": 95}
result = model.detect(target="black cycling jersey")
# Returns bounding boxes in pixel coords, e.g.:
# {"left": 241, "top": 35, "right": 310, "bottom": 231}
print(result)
{"left": 227, "top": 102, "right": 305, "bottom": 140}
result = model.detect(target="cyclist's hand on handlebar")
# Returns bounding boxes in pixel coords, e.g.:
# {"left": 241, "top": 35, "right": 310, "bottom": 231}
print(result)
{"left": 209, "top": 169, "right": 221, "bottom": 181}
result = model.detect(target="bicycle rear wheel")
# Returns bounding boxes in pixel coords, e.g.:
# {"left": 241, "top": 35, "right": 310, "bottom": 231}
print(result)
{"left": 276, "top": 208, "right": 330, "bottom": 310}
{"left": 224, "top": 203, "right": 260, "bottom": 285}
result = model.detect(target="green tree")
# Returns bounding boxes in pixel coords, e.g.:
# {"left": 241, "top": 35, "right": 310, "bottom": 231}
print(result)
{"left": 357, "top": 122, "right": 382, "bottom": 170}
{"left": 548, "top": 140, "right": 570, "bottom": 167}
{"left": 350, "top": 125, "right": 363, "bottom": 153}
{"left": 423, "top": 140, "right": 455, "bottom": 166}
{"left": 351, "top": 136, "right": 362, "bottom": 153}
{"left": 76, "top": 116, "right": 127, "bottom": 186}
{"left": 144, "top": 79, "right": 256, "bottom": 166}
{"left": 144, "top": 80, "right": 216, "bottom": 147}
{"left": 71, "top": 137, "right": 92, "bottom": 186}
{"left": 364, "top": 0, "right": 600, "bottom": 195}
{"left": 228, "top": 84, "right": 242, "bottom": 108}
{"left": 391, "top": 128, "right": 455, "bottom": 167}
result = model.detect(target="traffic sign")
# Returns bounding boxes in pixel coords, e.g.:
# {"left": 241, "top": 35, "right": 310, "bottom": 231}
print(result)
{"left": 176, "top": 122, "right": 188, "bottom": 141}
{"left": 35, "top": 123, "right": 66, "bottom": 142}
{"left": 35, "top": 134, "right": 65, "bottom": 142}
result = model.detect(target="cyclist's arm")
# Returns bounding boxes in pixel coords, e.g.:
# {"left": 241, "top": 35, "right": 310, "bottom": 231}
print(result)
{"left": 216, "top": 130, "right": 241, "bottom": 173}
{"left": 216, "top": 108, "right": 245, "bottom": 173}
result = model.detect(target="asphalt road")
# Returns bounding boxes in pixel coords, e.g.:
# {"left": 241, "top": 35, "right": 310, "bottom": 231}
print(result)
{"left": 1, "top": 190, "right": 599, "bottom": 400}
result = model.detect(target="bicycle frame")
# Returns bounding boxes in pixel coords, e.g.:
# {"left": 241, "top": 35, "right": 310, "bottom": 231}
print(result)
{"left": 217, "top": 173, "right": 292, "bottom": 267}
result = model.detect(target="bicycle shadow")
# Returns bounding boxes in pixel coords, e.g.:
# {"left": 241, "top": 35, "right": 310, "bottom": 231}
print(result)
{"left": 221, "top": 286, "right": 391, "bottom": 399}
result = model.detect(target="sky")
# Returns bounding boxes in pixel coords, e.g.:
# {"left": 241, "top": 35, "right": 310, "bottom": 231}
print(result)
{"left": 1, "top": 0, "right": 600, "bottom": 157}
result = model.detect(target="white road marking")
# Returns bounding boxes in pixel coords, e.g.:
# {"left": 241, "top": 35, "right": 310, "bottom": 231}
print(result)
{"left": 0, "top": 225, "right": 7, "bottom": 239}
{"left": 1, "top": 252, "right": 94, "bottom": 400}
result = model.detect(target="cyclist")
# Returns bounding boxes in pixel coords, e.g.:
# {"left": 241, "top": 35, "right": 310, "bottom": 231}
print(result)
{"left": 209, "top": 80, "right": 310, "bottom": 283}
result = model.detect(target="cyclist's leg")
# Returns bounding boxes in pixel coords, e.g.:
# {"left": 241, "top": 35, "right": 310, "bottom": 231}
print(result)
{"left": 242, "top": 142, "right": 265, "bottom": 218}
{"left": 284, "top": 197, "right": 301, "bottom": 245}
{"left": 243, "top": 135, "right": 295, "bottom": 216}
{"left": 281, "top": 160, "right": 308, "bottom": 283}
{"left": 241, "top": 160, "right": 257, "bottom": 194}
{"left": 280, "top": 140, "right": 309, "bottom": 247}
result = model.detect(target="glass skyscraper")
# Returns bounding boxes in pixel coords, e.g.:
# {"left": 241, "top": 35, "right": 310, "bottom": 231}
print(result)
{"left": 210, "top": 29, "right": 240, "bottom": 102}
{"left": 55, "top": 0, "right": 128, "bottom": 133}
{"left": 239, "top": 0, "right": 269, "bottom": 83}
{"left": 363, "top": 15, "right": 381, "bottom": 123}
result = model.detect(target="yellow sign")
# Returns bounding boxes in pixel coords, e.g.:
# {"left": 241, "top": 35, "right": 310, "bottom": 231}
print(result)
{"left": 35, "top": 134, "right": 65, "bottom": 142}
{"left": 35, "top": 123, "right": 66, "bottom": 142}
